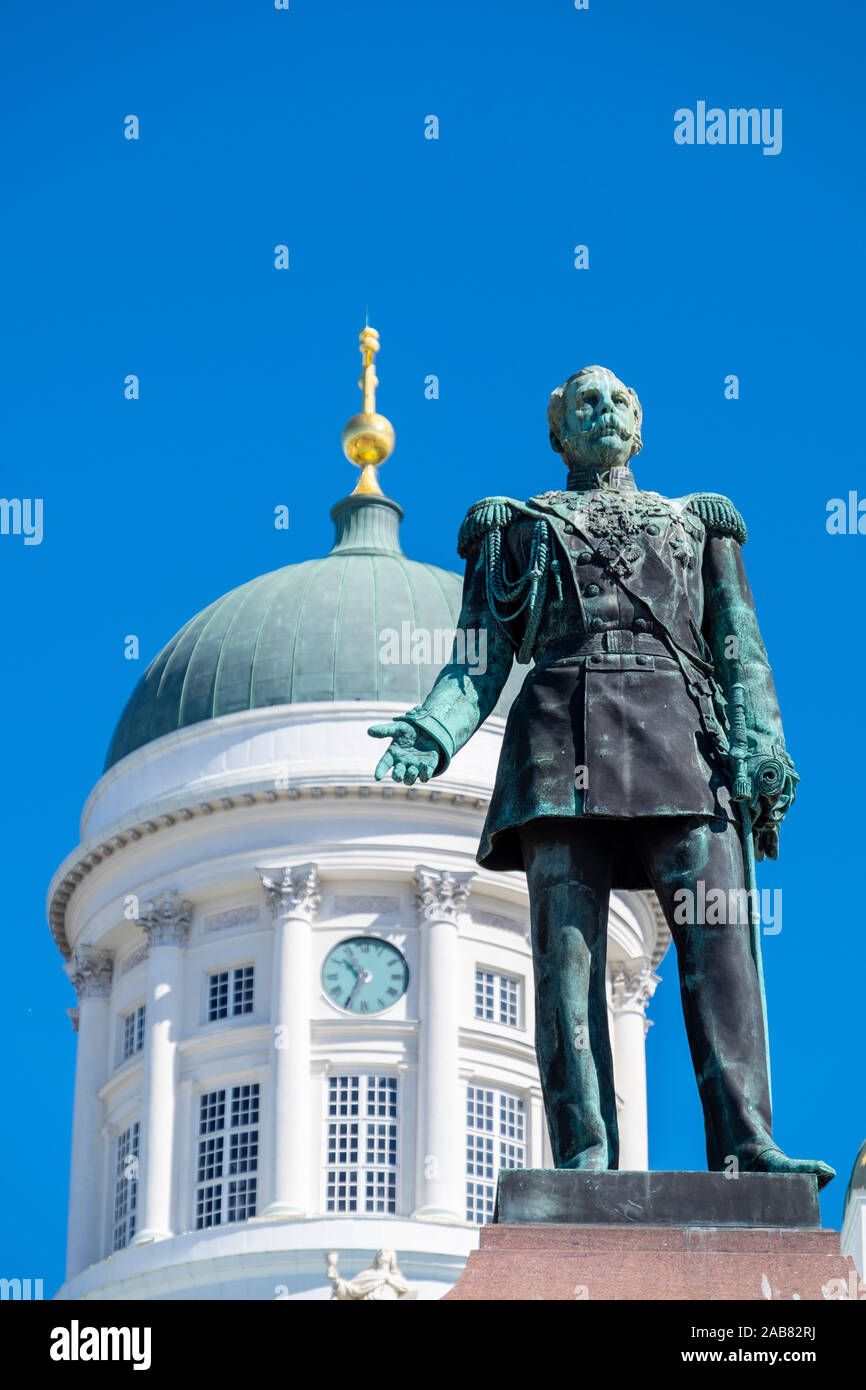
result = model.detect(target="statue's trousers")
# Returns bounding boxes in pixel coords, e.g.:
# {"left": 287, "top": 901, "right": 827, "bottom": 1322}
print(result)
{"left": 520, "top": 815, "right": 775, "bottom": 1173}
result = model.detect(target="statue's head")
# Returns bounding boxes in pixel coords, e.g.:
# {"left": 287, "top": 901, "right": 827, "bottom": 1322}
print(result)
{"left": 548, "top": 366, "right": 643, "bottom": 472}
{"left": 374, "top": 1248, "right": 397, "bottom": 1270}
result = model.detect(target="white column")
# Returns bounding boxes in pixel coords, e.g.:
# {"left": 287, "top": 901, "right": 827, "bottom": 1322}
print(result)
{"left": 529, "top": 1087, "right": 545, "bottom": 1169}
{"left": 132, "top": 890, "right": 191, "bottom": 1244}
{"left": 609, "top": 957, "right": 660, "bottom": 1170}
{"left": 172, "top": 1080, "right": 195, "bottom": 1234}
{"left": 257, "top": 863, "right": 320, "bottom": 1218}
{"left": 65, "top": 947, "right": 113, "bottom": 1278}
{"left": 412, "top": 865, "right": 473, "bottom": 1222}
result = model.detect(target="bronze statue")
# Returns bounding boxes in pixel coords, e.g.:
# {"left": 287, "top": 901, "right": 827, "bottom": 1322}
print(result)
{"left": 370, "top": 365, "right": 833, "bottom": 1187}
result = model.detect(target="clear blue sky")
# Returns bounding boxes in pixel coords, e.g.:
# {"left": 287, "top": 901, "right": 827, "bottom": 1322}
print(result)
{"left": 2, "top": 0, "right": 863, "bottom": 1294}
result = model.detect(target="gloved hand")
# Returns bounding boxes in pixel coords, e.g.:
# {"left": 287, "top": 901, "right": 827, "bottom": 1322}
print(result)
{"left": 368, "top": 720, "right": 442, "bottom": 786}
{"left": 748, "top": 755, "right": 798, "bottom": 862}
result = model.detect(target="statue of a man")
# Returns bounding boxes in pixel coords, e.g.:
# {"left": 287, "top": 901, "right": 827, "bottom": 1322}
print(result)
{"left": 370, "top": 365, "right": 833, "bottom": 1187}
{"left": 326, "top": 1248, "right": 414, "bottom": 1300}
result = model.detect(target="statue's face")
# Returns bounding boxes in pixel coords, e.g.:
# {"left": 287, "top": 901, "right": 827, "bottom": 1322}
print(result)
{"left": 559, "top": 371, "right": 637, "bottom": 470}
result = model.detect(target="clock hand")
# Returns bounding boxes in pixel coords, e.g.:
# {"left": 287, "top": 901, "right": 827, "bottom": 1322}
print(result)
{"left": 346, "top": 973, "right": 366, "bottom": 1009}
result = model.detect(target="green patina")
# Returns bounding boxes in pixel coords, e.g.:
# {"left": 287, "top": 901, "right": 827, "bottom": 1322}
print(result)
{"left": 370, "top": 364, "right": 834, "bottom": 1189}
{"left": 105, "top": 493, "right": 520, "bottom": 771}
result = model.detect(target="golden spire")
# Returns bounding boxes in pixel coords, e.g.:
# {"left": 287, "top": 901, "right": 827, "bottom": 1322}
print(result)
{"left": 341, "top": 324, "right": 396, "bottom": 495}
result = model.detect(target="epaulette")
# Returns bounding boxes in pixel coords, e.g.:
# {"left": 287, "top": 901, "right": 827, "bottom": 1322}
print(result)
{"left": 684, "top": 492, "right": 748, "bottom": 545}
{"left": 457, "top": 496, "right": 519, "bottom": 558}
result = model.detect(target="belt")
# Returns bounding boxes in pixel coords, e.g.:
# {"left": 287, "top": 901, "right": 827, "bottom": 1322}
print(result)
{"left": 532, "top": 629, "right": 730, "bottom": 756}
{"left": 535, "top": 629, "right": 672, "bottom": 664}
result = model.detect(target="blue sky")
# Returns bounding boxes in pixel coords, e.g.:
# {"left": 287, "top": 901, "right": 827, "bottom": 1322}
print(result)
{"left": 1, "top": 0, "right": 863, "bottom": 1293}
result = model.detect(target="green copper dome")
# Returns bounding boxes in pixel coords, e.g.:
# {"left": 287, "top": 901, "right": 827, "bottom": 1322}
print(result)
{"left": 104, "top": 491, "right": 518, "bottom": 771}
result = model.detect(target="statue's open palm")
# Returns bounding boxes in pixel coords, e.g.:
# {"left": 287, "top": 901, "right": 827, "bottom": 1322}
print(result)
{"left": 369, "top": 720, "right": 440, "bottom": 785}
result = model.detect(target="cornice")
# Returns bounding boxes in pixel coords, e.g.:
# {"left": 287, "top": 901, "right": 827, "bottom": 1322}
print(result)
{"left": 47, "top": 775, "right": 496, "bottom": 961}
{"left": 48, "top": 777, "right": 672, "bottom": 974}
{"left": 311, "top": 1018, "right": 420, "bottom": 1043}
{"left": 85, "top": 701, "right": 508, "bottom": 812}
{"left": 176, "top": 1024, "right": 273, "bottom": 1060}
{"left": 458, "top": 1026, "right": 538, "bottom": 1067}
{"left": 97, "top": 1056, "right": 145, "bottom": 1107}
{"left": 643, "top": 891, "right": 673, "bottom": 969}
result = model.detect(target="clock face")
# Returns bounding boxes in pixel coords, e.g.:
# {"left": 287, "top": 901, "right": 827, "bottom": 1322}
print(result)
{"left": 322, "top": 936, "right": 409, "bottom": 1015}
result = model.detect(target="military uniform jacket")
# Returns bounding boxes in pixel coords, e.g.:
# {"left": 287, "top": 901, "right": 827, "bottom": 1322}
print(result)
{"left": 401, "top": 465, "right": 792, "bottom": 885}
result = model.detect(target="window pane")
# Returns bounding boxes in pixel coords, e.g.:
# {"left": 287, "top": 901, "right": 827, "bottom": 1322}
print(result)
{"left": 112, "top": 1122, "right": 139, "bottom": 1251}
{"left": 232, "top": 966, "right": 254, "bottom": 1016}
{"left": 325, "top": 1074, "right": 398, "bottom": 1215}
{"left": 196, "top": 1085, "right": 259, "bottom": 1227}
{"left": 474, "top": 970, "right": 520, "bottom": 1028}
{"left": 465, "top": 1086, "right": 525, "bottom": 1223}
{"left": 208, "top": 972, "right": 229, "bottom": 1022}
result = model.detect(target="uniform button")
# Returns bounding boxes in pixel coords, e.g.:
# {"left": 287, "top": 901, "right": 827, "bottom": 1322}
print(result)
{"left": 564, "top": 522, "right": 576, "bottom": 534}
{"left": 584, "top": 584, "right": 600, "bottom": 597}
{"left": 576, "top": 550, "right": 593, "bottom": 564}
{"left": 636, "top": 654, "right": 651, "bottom": 665}
{"left": 646, "top": 524, "right": 660, "bottom": 536}
{"left": 589, "top": 654, "right": 601, "bottom": 664}
{"left": 634, "top": 618, "right": 648, "bottom": 632}
{"left": 590, "top": 618, "right": 605, "bottom": 632}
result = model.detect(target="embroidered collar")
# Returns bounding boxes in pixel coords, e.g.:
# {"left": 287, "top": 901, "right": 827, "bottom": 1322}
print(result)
{"left": 565, "top": 464, "right": 637, "bottom": 493}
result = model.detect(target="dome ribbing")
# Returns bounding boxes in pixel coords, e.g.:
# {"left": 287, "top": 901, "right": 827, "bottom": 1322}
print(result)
{"left": 104, "top": 492, "right": 518, "bottom": 770}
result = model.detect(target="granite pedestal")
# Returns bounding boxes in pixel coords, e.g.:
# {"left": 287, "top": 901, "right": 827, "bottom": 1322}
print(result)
{"left": 443, "top": 1171, "right": 860, "bottom": 1302}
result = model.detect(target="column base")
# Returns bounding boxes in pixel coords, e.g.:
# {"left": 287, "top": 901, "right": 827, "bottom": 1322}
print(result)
{"left": 130, "top": 1228, "right": 172, "bottom": 1246}
{"left": 411, "top": 1204, "right": 465, "bottom": 1224}
{"left": 258, "top": 1202, "right": 308, "bottom": 1220}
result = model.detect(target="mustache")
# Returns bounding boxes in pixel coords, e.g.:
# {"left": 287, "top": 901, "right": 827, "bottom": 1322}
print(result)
{"left": 583, "top": 416, "right": 632, "bottom": 441}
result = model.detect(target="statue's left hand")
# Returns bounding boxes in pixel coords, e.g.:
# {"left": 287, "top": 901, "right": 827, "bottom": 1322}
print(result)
{"left": 753, "top": 823, "right": 780, "bottom": 861}
{"left": 749, "top": 759, "right": 798, "bottom": 861}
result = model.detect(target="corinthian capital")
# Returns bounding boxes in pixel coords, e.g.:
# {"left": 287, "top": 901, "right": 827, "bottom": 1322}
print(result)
{"left": 609, "top": 958, "right": 660, "bottom": 1016}
{"left": 414, "top": 866, "right": 474, "bottom": 924}
{"left": 136, "top": 889, "right": 192, "bottom": 947}
{"left": 257, "top": 863, "right": 321, "bottom": 921}
{"left": 68, "top": 946, "right": 113, "bottom": 1001}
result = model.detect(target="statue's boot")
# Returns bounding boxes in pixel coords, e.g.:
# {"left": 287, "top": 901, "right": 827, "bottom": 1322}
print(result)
{"left": 557, "top": 1145, "right": 611, "bottom": 1172}
{"left": 741, "top": 1146, "right": 836, "bottom": 1190}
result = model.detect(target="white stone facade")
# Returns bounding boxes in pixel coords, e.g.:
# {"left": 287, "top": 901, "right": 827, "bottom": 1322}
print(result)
{"left": 50, "top": 702, "right": 668, "bottom": 1300}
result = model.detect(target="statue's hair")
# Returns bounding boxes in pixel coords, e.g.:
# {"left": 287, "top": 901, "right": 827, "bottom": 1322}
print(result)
{"left": 547, "top": 365, "right": 643, "bottom": 458}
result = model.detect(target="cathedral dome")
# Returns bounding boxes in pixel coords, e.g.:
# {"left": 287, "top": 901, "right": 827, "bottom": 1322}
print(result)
{"left": 104, "top": 490, "right": 517, "bottom": 771}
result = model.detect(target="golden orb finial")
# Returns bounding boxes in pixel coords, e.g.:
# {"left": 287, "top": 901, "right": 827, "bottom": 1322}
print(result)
{"left": 341, "top": 324, "right": 396, "bottom": 495}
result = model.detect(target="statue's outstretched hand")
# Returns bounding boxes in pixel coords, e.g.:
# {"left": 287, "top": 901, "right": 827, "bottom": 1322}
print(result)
{"left": 369, "top": 720, "right": 441, "bottom": 785}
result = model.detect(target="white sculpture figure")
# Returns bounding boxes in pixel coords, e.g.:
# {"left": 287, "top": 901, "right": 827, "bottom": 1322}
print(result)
{"left": 326, "top": 1249, "right": 416, "bottom": 1300}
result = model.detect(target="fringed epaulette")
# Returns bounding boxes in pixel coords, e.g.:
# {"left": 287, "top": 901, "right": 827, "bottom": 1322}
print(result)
{"left": 457, "top": 496, "right": 518, "bottom": 558}
{"left": 684, "top": 493, "right": 748, "bottom": 545}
